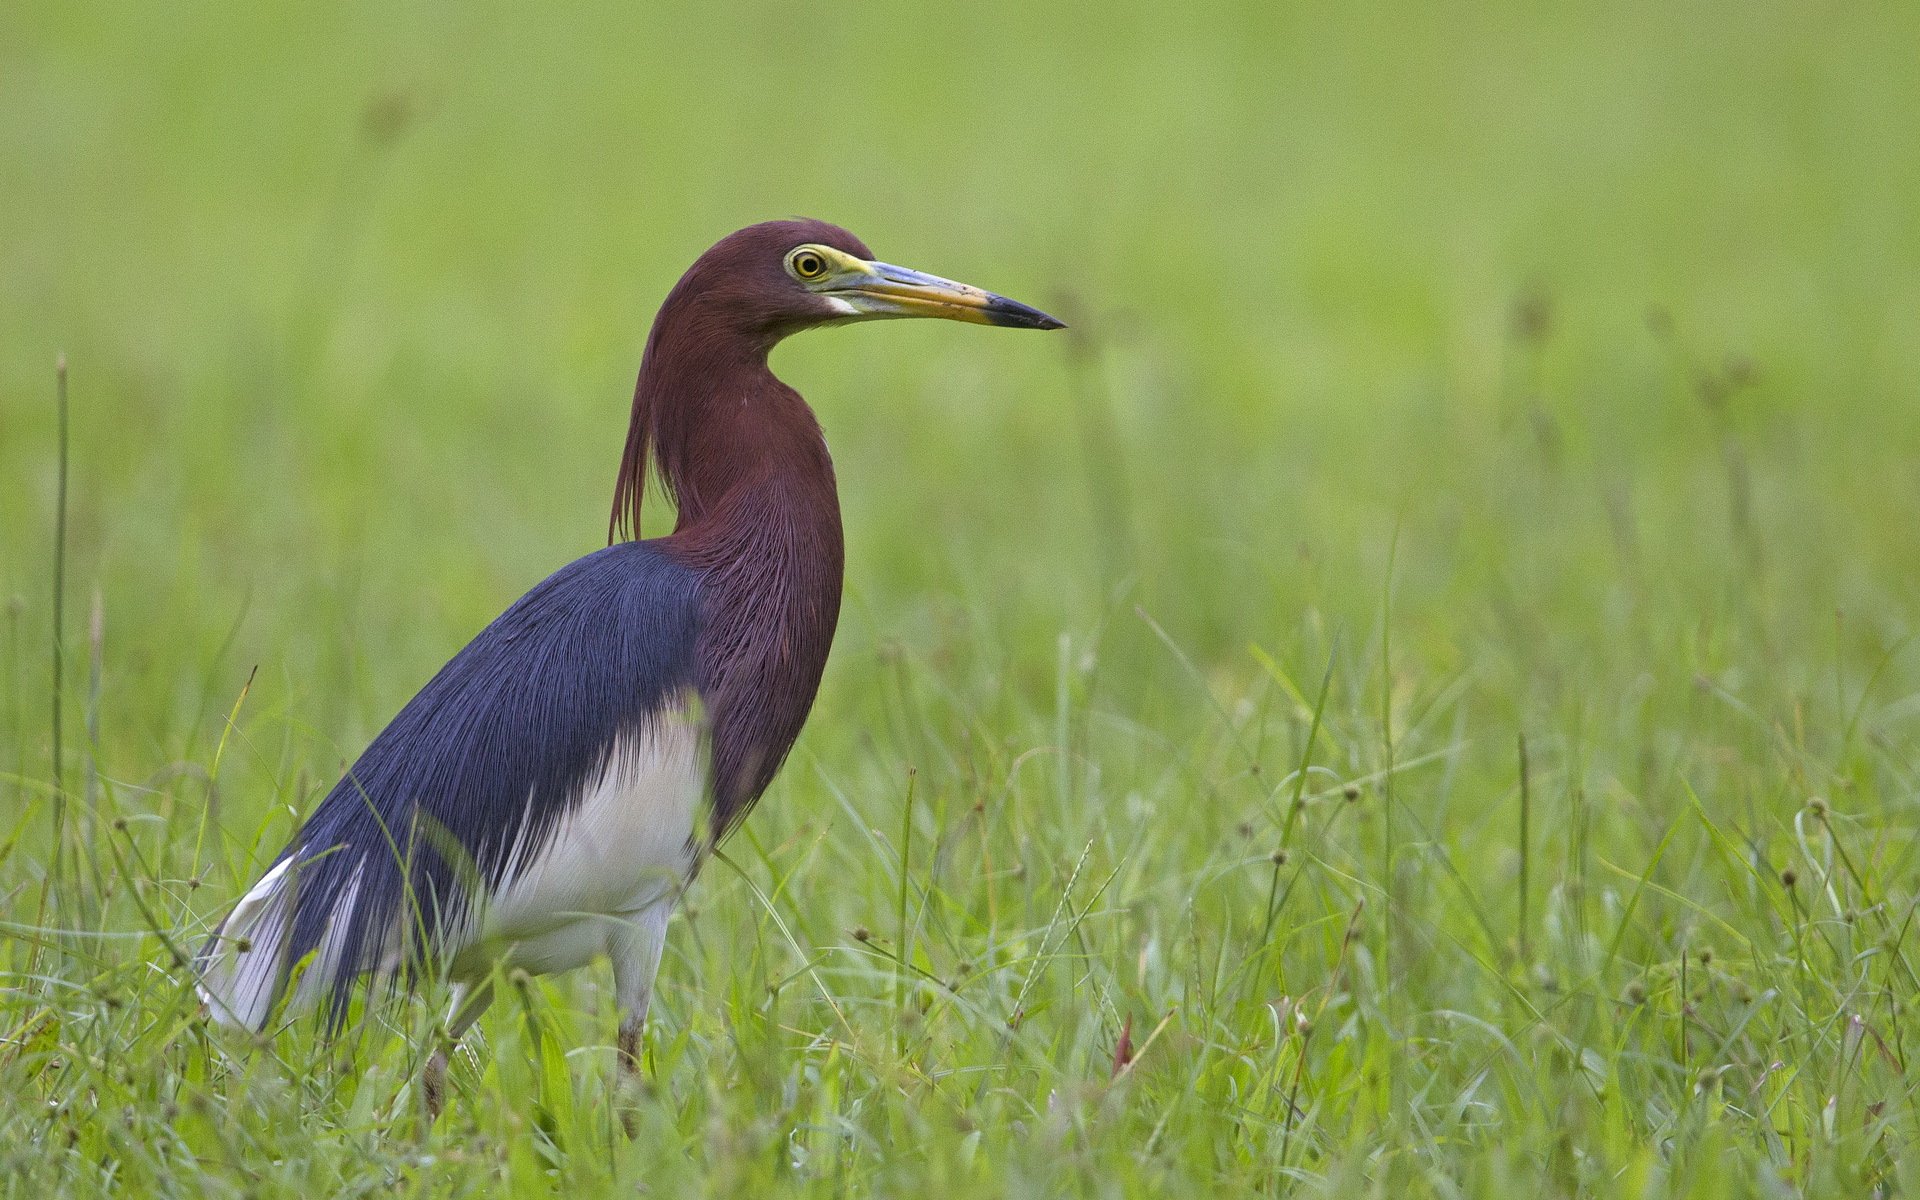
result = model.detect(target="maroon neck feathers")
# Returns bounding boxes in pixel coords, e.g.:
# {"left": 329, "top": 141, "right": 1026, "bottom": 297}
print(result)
{"left": 611, "top": 232, "right": 849, "bottom": 542}
{"left": 609, "top": 264, "right": 846, "bottom": 835}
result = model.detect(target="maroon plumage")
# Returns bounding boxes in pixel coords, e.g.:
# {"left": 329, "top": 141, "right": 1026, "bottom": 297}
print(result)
{"left": 612, "top": 220, "right": 872, "bottom": 836}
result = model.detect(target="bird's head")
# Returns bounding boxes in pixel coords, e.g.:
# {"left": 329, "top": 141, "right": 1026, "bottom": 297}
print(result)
{"left": 616, "top": 219, "right": 1065, "bottom": 540}
{"left": 668, "top": 219, "right": 1064, "bottom": 348}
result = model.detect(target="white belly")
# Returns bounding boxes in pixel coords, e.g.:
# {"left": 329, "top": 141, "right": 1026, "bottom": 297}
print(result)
{"left": 452, "top": 709, "right": 704, "bottom": 980}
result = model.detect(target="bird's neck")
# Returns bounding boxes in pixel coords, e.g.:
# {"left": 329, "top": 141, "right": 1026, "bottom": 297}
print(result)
{"left": 639, "top": 348, "right": 833, "bottom": 519}
{"left": 619, "top": 322, "right": 845, "bottom": 613}
{"left": 624, "top": 342, "right": 845, "bottom": 835}
{"left": 615, "top": 294, "right": 842, "bottom": 527}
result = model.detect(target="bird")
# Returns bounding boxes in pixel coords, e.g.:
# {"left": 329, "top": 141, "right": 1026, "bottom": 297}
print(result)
{"left": 195, "top": 219, "right": 1063, "bottom": 1112}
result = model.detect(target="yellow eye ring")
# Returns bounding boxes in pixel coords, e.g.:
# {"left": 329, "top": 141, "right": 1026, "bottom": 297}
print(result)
{"left": 788, "top": 248, "right": 829, "bottom": 281}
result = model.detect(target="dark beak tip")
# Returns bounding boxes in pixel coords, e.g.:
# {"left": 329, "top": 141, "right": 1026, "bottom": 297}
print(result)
{"left": 987, "top": 295, "right": 1068, "bottom": 331}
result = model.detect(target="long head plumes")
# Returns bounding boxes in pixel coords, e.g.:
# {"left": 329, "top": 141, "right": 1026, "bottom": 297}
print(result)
{"left": 609, "top": 218, "right": 1063, "bottom": 541}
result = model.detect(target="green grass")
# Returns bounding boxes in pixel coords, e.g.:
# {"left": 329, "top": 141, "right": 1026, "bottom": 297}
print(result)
{"left": 6, "top": 1, "right": 1920, "bottom": 1195}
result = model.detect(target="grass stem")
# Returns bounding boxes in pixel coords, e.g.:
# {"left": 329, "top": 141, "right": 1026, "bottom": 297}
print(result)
{"left": 1517, "top": 731, "right": 1531, "bottom": 963}
{"left": 49, "top": 353, "right": 70, "bottom": 892}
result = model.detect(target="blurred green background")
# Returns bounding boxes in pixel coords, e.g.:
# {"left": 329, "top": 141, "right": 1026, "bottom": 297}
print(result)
{"left": 5, "top": 2, "right": 1918, "bottom": 719}
{"left": 5, "top": 2, "right": 1920, "bottom": 1195}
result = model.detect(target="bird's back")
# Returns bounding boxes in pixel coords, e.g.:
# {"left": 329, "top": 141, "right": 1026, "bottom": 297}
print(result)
{"left": 197, "top": 540, "right": 704, "bottom": 1028}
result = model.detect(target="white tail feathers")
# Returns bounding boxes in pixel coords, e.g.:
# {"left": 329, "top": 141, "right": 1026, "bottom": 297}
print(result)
{"left": 197, "top": 858, "right": 296, "bottom": 1029}
{"left": 197, "top": 856, "right": 375, "bottom": 1030}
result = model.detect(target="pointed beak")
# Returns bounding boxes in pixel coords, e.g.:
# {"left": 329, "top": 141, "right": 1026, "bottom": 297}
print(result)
{"left": 824, "top": 259, "right": 1065, "bottom": 330}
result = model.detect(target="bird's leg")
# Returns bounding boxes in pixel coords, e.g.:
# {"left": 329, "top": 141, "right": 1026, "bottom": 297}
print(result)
{"left": 423, "top": 1050, "right": 447, "bottom": 1123}
{"left": 611, "top": 904, "right": 671, "bottom": 1072}
{"left": 609, "top": 903, "right": 671, "bottom": 1130}
{"left": 422, "top": 978, "right": 496, "bottom": 1123}
{"left": 616, "top": 1022, "right": 644, "bottom": 1075}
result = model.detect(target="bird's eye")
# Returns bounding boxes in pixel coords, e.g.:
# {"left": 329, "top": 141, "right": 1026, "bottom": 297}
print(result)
{"left": 788, "top": 249, "right": 829, "bottom": 281}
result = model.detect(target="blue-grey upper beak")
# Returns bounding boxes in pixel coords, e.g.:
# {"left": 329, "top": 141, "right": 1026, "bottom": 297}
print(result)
{"left": 828, "top": 260, "right": 1065, "bottom": 330}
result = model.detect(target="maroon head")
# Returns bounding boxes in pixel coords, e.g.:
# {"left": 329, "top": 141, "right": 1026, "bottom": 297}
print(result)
{"left": 647, "top": 218, "right": 1063, "bottom": 349}
{"left": 613, "top": 219, "right": 1064, "bottom": 538}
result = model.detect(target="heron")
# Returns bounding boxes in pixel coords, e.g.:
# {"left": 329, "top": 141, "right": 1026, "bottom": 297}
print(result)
{"left": 195, "top": 219, "right": 1063, "bottom": 1111}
